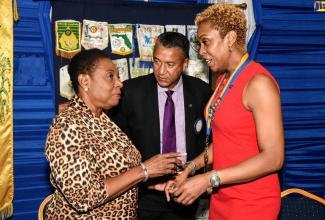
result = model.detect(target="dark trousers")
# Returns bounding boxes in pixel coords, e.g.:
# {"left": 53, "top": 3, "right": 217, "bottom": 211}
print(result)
{"left": 137, "top": 189, "right": 199, "bottom": 220}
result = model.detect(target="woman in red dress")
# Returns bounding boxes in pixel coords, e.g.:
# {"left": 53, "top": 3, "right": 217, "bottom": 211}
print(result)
{"left": 164, "top": 3, "right": 284, "bottom": 219}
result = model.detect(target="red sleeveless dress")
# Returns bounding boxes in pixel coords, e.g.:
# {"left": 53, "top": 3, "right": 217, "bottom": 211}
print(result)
{"left": 208, "top": 62, "right": 281, "bottom": 220}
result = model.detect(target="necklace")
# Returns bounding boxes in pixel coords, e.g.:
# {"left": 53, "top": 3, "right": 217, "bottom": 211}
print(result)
{"left": 207, "top": 74, "right": 228, "bottom": 130}
{"left": 203, "top": 53, "right": 251, "bottom": 176}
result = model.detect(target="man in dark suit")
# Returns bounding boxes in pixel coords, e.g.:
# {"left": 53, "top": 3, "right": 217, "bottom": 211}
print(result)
{"left": 109, "top": 32, "right": 212, "bottom": 220}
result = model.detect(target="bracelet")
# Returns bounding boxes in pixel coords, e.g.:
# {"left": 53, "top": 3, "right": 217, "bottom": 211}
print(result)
{"left": 140, "top": 162, "right": 149, "bottom": 182}
{"left": 184, "top": 161, "right": 196, "bottom": 176}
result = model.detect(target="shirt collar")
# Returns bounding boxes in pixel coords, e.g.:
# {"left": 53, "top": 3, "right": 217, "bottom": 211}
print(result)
{"left": 157, "top": 75, "right": 183, "bottom": 94}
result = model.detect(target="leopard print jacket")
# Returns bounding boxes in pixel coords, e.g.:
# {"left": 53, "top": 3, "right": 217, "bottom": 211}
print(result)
{"left": 45, "top": 96, "right": 142, "bottom": 219}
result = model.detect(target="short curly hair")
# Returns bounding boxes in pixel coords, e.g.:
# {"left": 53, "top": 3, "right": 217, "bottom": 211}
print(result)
{"left": 68, "top": 48, "right": 109, "bottom": 93}
{"left": 195, "top": 3, "right": 247, "bottom": 54}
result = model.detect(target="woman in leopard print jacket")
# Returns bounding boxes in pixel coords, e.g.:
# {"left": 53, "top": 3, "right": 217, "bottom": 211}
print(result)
{"left": 44, "top": 49, "right": 184, "bottom": 220}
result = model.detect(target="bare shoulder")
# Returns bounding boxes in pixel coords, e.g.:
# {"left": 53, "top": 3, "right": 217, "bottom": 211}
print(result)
{"left": 243, "top": 73, "right": 280, "bottom": 111}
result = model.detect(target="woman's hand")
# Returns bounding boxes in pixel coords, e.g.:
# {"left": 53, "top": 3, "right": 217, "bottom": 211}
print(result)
{"left": 164, "top": 171, "right": 188, "bottom": 201}
{"left": 171, "top": 174, "right": 210, "bottom": 205}
{"left": 147, "top": 182, "right": 166, "bottom": 191}
{"left": 144, "top": 152, "right": 186, "bottom": 178}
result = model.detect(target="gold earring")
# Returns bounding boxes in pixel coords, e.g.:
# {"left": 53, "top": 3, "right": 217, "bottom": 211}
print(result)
{"left": 229, "top": 45, "right": 233, "bottom": 52}
{"left": 84, "top": 88, "right": 88, "bottom": 92}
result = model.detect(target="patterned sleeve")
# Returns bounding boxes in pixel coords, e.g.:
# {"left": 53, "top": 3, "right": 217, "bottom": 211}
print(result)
{"left": 45, "top": 117, "right": 110, "bottom": 212}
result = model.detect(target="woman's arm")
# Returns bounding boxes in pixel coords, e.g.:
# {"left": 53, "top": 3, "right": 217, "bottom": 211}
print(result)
{"left": 46, "top": 122, "right": 183, "bottom": 212}
{"left": 103, "top": 152, "right": 185, "bottom": 200}
{"left": 171, "top": 73, "right": 284, "bottom": 205}
{"left": 217, "top": 73, "right": 284, "bottom": 185}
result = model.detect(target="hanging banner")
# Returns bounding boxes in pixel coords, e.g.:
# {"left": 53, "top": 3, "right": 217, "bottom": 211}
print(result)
{"left": 165, "top": 25, "right": 186, "bottom": 36}
{"left": 60, "top": 65, "right": 75, "bottom": 100}
{"left": 55, "top": 20, "right": 81, "bottom": 59}
{"left": 81, "top": 19, "right": 109, "bottom": 50}
{"left": 129, "top": 57, "right": 152, "bottom": 79}
{"left": 136, "top": 24, "right": 164, "bottom": 62}
{"left": 185, "top": 59, "right": 210, "bottom": 84}
{"left": 0, "top": 0, "right": 14, "bottom": 218}
{"left": 112, "top": 58, "right": 129, "bottom": 82}
{"left": 187, "top": 25, "right": 200, "bottom": 61}
{"left": 109, "top": 23, "right": 133, "bottom": 56}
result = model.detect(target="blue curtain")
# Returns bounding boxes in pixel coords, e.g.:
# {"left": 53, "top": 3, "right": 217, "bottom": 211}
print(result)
{"left": 196, "top": 0, "right": 325, "bottom": 199}
{"left": 38, "top": 1, "right": 55, "bottom": 106}
{"left": 13, "top": 0, "right": 55, "bottom": 219}
{"left": 12, "top": 1, "right": 325, "bottom": 220}
{"left": 247, "top": 0, "right": 262, "bottom": 59}
{"left": 258, "top": 0, "right": 325, "bottom": 198}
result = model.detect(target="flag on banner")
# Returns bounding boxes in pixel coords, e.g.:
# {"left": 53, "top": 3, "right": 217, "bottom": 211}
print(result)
{"left": 0, "top": 0, "right": 15, "bottom": 218}
{"left": 109, "top": 24, "right": 133, "bottom": 56}
{"left": 55, "top": 20, "right": 81, "bottom": 59}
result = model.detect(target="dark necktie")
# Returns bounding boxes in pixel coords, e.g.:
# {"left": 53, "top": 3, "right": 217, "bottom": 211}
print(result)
{"left": 162, "top": 90, "right": 176, "bottom": 153}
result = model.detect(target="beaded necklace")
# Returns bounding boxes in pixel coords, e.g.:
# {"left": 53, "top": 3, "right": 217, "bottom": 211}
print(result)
{"left": 204, "top": 53, "right": 251, "bottom": 172}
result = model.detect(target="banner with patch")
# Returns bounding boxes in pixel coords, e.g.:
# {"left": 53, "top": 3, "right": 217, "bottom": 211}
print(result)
{"left": 55, "top": 20, "right": 81, "bottom": 59}
{"left": 165, "top": 25, "right": 186, "bottom": 36}
{"left": 81, "top": 19, "right": 109, "bottom": 50}
{"left": 136, "top": 24, "right": 164, "bottom": 62}
{"left": 129, "top": 57, "right": 152, "bottom": 79}
{"left": 60, "top": 65, "right": 75, "bottom": 100}
{"left": 187, "top": 25, "right": 200, "bottom": 61}
{"left": 112, "top": 58, "right": 129, "bottom": 82}
{"left": 185, "top": 59, "right": 209, "bottom": 84}
{"left": 109, "top": 24, "right": 133, "bottom": 56}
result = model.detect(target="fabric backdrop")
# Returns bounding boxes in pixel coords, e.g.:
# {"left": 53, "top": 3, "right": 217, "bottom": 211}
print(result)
{"left": 10, "top": 1, "right": 325, "bottom": 219}
{"left": 258, "top": 0, "right": 325, "bottom": 198}
{"left": 51, "top": 0, "right": 325, "bottom": 198}
{"left": 0, "top": 0, "right": 15, "bottom": 219}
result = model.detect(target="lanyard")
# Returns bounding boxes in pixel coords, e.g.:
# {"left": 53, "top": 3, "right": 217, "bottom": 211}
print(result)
{"left": 205, "top": 53, "right": 251, "bottom": 137}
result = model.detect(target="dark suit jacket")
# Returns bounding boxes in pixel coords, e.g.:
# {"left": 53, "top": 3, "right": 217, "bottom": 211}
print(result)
{"left": 109, "top": 73, "right": 212, "bottom": 163}
{"left": 109, "top": 73, "right": 212, "bottom": 218}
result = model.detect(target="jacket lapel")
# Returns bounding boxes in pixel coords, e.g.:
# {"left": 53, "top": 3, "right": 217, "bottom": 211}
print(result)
{"left": 147, "top": 74, "right": 161, "bottom": 148}
{"left": 182, "top": 75, "right": 196, "bottom": 152}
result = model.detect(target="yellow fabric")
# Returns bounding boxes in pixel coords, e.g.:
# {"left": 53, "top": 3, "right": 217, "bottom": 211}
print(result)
{"left": 0, "top": 0, "right": 14, "bottom": 219}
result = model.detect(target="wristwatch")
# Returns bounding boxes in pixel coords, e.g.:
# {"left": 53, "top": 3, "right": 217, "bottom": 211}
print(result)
{"left": 210, "top": 170, "right": 221, "bottom": 187}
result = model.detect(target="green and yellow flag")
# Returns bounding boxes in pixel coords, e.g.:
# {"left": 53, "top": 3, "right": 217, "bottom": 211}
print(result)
{"left": 0, "top": 0, "right": 18, "bottom": 219}
{"left": 55, "top": 20, "right": 81, "bottom": 59}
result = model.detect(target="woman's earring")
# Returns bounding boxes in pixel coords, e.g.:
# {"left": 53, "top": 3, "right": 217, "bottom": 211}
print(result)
{"left": 84, "top": 88, "right": 88, "bottom": 92}
{"left": 229, "top": 45, "right": 233, "bottom": 52}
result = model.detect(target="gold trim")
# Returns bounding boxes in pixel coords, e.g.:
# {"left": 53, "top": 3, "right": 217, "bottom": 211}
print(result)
{"left": 233, "top": 3, "right": 247, "bottom": 10}
{"left": 13, "top": 0, "right": 19, "bottom": 21}
{"left": 38, "top": 194, "right": 53, "bottom": 220}
{"left": 281, "top": 188, "right": 325, "bottom": 205}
